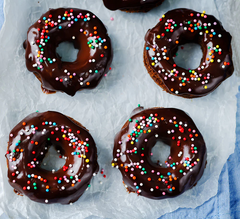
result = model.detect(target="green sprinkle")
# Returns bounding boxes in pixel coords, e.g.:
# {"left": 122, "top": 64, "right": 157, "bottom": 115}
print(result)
{"left": 137, "top": 104, "right": 140, "bottom": 107}
{"left": 129, "top": 119, "right": 132, "bottom": 122}
{"left": 179, "top": 169, "right": 183, "bottom": 173}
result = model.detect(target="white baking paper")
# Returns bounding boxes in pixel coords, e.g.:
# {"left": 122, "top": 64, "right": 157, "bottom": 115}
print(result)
{"left": 0, "top": 0, "right": 239, "bottom": 218}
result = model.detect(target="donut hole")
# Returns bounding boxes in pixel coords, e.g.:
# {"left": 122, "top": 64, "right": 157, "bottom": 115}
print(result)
{"left": 56, "top": 41, "right": 79, "bottom": 62}
{"left": 173, "top": 43, "right": 203, "bottom": 70}
{"left": 40, "top": 146, "right": 66, "bottom": 172}
{"left": 150, "top": 140, "right": 170, "bottom": 168}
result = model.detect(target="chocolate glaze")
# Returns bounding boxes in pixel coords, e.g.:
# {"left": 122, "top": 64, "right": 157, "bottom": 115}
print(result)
{"left": 103, "top": 0, "right": 164, "bottom": 11}
{"left": 6, "top": 111, "right": 99, "bottom": 204}
{"left": 112, "top": 107, "right": 207, "bottom": 199}
{"left": 24, "top": 8, "right": 112, "bottom": 96}
{"left": 144, "top": 8, "right": 234, "bottom": 98}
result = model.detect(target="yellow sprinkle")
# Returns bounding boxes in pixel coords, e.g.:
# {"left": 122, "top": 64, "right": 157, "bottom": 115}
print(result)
{"left": 205, "top": 30, "right": 209, "bottom": 33}
{"left": 64, "top": 13, "right": 67, "bottom": 16}
{"left": 197, "top": 78, "right": 201, "bottom": 81}
{"left": 216, "top": 45, "right": 219, "bottom": 48}
{"left": 83, "top": 155, "right": 86, "bottom": 158}
{"left": 197, "top": 158, "right": 200, "bottom": 162}
{"left": 111, "top": 163, "right": 115, "bottom": 167}
{"left": 131, "top": 141, "right": 134, "bottom": 144}
{"left": 45, "top": 20, "right": 48, "bottom": 23}
{"left": 148, "top": 130, "right": 151, "bottom": 133}
{"left": 204, "top": 85, "right": 208, "bottom": 89}
{"left": 192, "top": 70, "right": 195, "bottom": 73}
{"left": 37, "top": 54, "right": 40, "bottom": 57}
{"left": 137, "top": 126, "right": 141, "bottom": 129}
{"left": 184, "top": 164, "right": 186, "bottom": 167}
{"left": 157, "top": 35, "right": 160, "bottom": 39}
{"left": 86, "top": 159, "right": 89, "bottom": 163}
{"left": 155, "top": 118, "right": 157, "bottom": 121}
{"left": 89, "top": 44, "right": 92, "bottom": 47}
{"left": 201, "top": 13, "right": 204, "bottom": 17}
{"left": 203, "top": 11, "right": 206, "bottom": 14}
{"left": 209, "top": 53, "right": 212, "bottom": 56}
{"left": 151, "top": 62, "right": 155, "bottom": 66}
{"left": 210, "top": 59, "right": 214, "bottom": 63}
{"left": 62, "top": 134, "right": 66, "bottom": 138}
{"left": 162, "top": 14, "right": 165, "bottom": 18}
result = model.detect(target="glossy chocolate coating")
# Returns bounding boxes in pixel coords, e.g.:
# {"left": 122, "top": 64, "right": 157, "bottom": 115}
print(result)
{"left": 6, "top": 111, "right": 99, "bottom": 204}
{"left": 112, "top": 107, "right": 207, "bottom": 199}
{"left": 144, "top": 8, "right": 234, "bottom": 98}
{"left": 103, "top": 0, "right": 164, "bottom": 11}
{"left": 24, "top": 8, "right": 112, "bottom": 96}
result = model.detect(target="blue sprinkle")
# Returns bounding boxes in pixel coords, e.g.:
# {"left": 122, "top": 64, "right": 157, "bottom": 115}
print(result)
{"left": 135, "top": 139, "right": 138, "bottom": 142}
{"left": 84, "top": 18, "right": 87, "bottom": 22}
{"left": 146, "top": 47, "right": 150, "bottom": 51}
{"left": 58, "top": 180, "right": 61, "bottom": 184}
{"left": 99, "top": 38, "right": 102, "bottom": 41}
{"left": 46, "top": 189, "right": 49, "bottom": 192}
{"left": 31, "top": 125, "right": 34, "bottom": 128}
{"left": 53, "top": 122, "right": 56, "bottom": 126}
{"left": 62, "top": 17, "right": 66, "bottom": 20}
{"left": 59, "top": 26, "right": 62, "bottom": 29}
{"left": 136, "top": 186, "right": 139, "bottom": 189}
{"left": 45, "top": 121, "right": 48, "bottom": 125}
{"left": 101, "top": 40, "right": 104, "bottom": 43}
{"left": 167, "top": 172, "right": 171, "bottom": 176}
{"left": 49, "top": 61, "right": 53, "bottom": 64}
{"left": 151, "top": 57, "right": 155, "bottom": 60}
{"left": 170, "top": 164, "right": 173, "bottom": 167}
{"left": 15, "top": 143, "right": 19, "bottom": 146}
{"left": 74, "top": 18, "right": 78, "bottom": 22}
{"left": 169, "top": 188, "right": 172, "bottom": 192}
{"left": 150, "top": 124, "right": 152, "bottom": 127}
{"left": 213, "top": 32, "right": 216, "bottom": 35}
{"left": 43, "top": 17, "right": 46, "bottom": 20}
{"left": 194, "top": 27, "right": 198, "bottom": 30}
{"left": 48, "top": 36, "right": 50, "bottom": 39}
{"left": 28, "top": 174, "right": 31, "bottom": 178}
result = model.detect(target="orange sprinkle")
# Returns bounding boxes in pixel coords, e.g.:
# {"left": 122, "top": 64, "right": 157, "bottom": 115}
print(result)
{"left": 40, "top": 178, "right": 43, "bottom": 181}
{"left": 133, "top": 176, "right": 136, "bottom": 180}
{"left": 210, "top": 34, "right": 213, "bottom": 37}
{"left": 86, "top": 82, "right": 90, "bottom": 86}
{"left": 195, "top": 134, "right": 199, "bottom": 137}
{"left": 158, "top": 178, "right": 161, "bottom": 181}
{"left": 125, "top": 166, "right": 128, "bottom": 169}
{"left": 70, "top": 75, "right": 73, "bottom": 79}
{"left": 179, "top": 77, "right": 182, "bottom": 81}
{"left": 175, "top": 41, "right": 179, "bottom": 44}
{"left": 143, "top": 130, "right": 147, "bottom": 133}
{"left": 182, "top": 83, "right": 186, "bottom": 86}
{"left": 20, "top": 149, "right": 24, "bottom": 152}
{"left": 191, "top": 29, "right": 194, "bottom": 33}
{"left": 166, "top": 57, "right": 169, "bottom": 60}
{"left": 174, "top": 121, "right": 177, "bottom": 124}
{"left": 71, "top": 184, "right": 75, "bottom": 187}
{"left": 22, "top": 122, "right": 26, "bottom": 126}
{"left": 172, "top": 187, "right": 175, "bottom": 190}
{"left": 153, "top": 48, "right": 156, "bottom": 52}
{"left": 83, "top": 31, "right": 87, "bottom": 35}
{"left": 169, "top": 178, "right": 172, "bottom": 181}
{"left": 164, "top": 49, "right": 167, "bottom": 53}
{"left": 207, "top": 58, "right": 210, "bottom": 61}
{"left": 170, "top": 88, "right": 174, "bottom": 92}
{"left": 35, "top": 142, "right": 38, "bottom": 145}
{"left": 211, "top": 55, "right": 215, "bottom": 59}
{"left": 120, "top": 164, "right": 123, "bottom": 167}
{"left": 174, "top": 177, "right": 177, "bottom": 180}
{"left": 148, "top": 177, "right": 151, "bottom": 181}
{"left": 16, "top": 148, "right": 19, "bottom": 152}
{"left": 93, "top": 26, "right": 97, "bottom": 30}
{"left": 12, "top": 158, "right": 16, "bottom": 161}
{"left": 34, "top": 175, "right": 38, "bottom": 178}
{"left": 104, "top": 46, "right": 108, "bottom": 49}
{"left": 94, "top": 31, "right": 97, "bottom": 35}
{"left": 46, "top": 185, "right": 49, "bottom": 189}
{"left": 161, "top": 117, "right": 164, "bottom": 120}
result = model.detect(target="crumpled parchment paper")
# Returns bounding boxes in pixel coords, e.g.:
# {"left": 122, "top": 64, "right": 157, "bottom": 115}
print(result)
{"left": 0, "top": 0, "right": 239, "bottom": 218}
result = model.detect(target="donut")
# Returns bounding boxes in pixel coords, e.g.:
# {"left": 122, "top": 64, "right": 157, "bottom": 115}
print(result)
{"left": 24, "top": 8, "right": 112, "bottom": 96}
{"left": 144, "top": 9, "right": 234, "bottom": 98}
{"left": 112, "top": 106, "right": 207, "bottom": 199}
{"left": 103, "top": 0, "right": 164, "bottom": 12}
{"left": 5, "top": 111, "right": 99, "bottom": 204}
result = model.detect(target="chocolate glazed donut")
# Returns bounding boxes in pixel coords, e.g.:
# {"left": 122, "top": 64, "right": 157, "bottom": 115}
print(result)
{"left": 24, "top": 8, "right": 112, "bottom": 96}
{"left": 103, "top": 0, "right": 164, "bottom": 12}
{"left": 5, "top": 111, "right": 99, "bottom": 204}
{"left": 112, "top": 106, "right": 207, "bottom": 199}
{"left": 144, "top": 9, "right": 234, "bottom": 98}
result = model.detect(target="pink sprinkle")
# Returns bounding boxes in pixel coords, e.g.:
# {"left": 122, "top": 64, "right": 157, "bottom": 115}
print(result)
{"left": 10, "top": 134, "right": 13, "bottom": 137}
{"left": 110, "top": 17, "right": 114, "bottom": 21}
{"left": 162, "top": 192, "right": 166, "bottom": 195}
{"left": 104, "top": 74, "right": 107, "bottom": 77}
{"left": 38, "top": 20, "right": 41, "bottom": 23}
{"left": 86, "top": 138, "right": 89, "bottom": 141}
